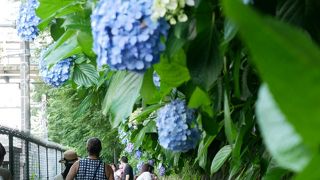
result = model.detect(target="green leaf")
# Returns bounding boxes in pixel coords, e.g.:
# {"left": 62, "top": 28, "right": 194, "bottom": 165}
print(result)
{"left": 200, "top": 114, "right": 219, "bottom": 136}
{"left": 223, "top": 19, "right": 238, "bottom": 45}
{"left": 134, "top": 104, "right": 163, "bottom": 123}
{"left": 165, "top": 32, "right": 186, "bottom": 58}
{"left": 210, "top": 145, "right": 232, "bottom": 174}
{"left": 154, "top": 49, "right": 190, "bottom": 88}
{"left": 222, "top": 0, "right": 320, "bottom": 150}
{"left": 61, "top": 11, "right": 91, "bottom": 31}
{"left": 37, "top": 0, "right": 83, "bottom": 30}
{"left": 77, "top": 31, "right": 95, "bottom": 57}
{"left": 296, "top": 154, "right": 320, "bottom": 180}
{"left": 188, "top": 87, "right": 211, "bottom": 109}
{"left": 195, "top": 132, "right": 217, "bottom": 169}
{"left": 44, "top": 30, "right": 82, "bottom": 65}
{"left": 224, "top": 92, "right": 236, "bottom": 144}
{"left": 50, "top": 18, "right": 65, "bottom": 41}
{"left": 140, "top": 68, "right": 161, "bottom": 104}
{"left": 133, "top": 120, "right": 157, "bottom": 148}
{"left": 73, "top": 63, "right": 99, "bottom": 87}
{"left": 187, "top": 13, "right": 223, "bottom": 91}
{"left": 256, "top": 85, "right": 310, "bottom": 172}
{"left": 102, "top": 71, "right": 143, "bottom": 128}
{"left": 263, "top": 167, "right": 289, "bottom": 180}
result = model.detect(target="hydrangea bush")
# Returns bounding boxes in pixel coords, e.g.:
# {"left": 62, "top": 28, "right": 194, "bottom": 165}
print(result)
{"left": 125, "top": 142, "right": 134, "bottom": 153}
{"left": 39, "top": 58, "right": 73, "bottom": 87}
{"left": 158, "top": 164, "right": 166, "bottom": 176}
{"left": 91, "top": 0, "right": 170, "bottom": 72}
{"left": 16, "top": 0, "right": 40, "bottom": 41}
{"left": 135, "top": 150, "right": 143, "bottom": 159}
{"left": 137, "top": 161, "right": 144, "bottom": 171}
{"left": 152, "top": 0, "right": 195, "bottom": 24}
{"left": 156, "top": 99, "right": 201, "bottom": 152}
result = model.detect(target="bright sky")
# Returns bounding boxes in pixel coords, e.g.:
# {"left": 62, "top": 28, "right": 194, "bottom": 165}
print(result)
{"left": 0, "top": 0, "right": 22, "bottom": 130}
{"left": 0, "top": 0, "right": 19, "bottom": 23}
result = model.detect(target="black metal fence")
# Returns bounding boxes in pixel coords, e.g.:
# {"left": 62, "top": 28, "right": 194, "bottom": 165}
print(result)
{"left": 0, "top": 126, "right": 65, "bottom": 180}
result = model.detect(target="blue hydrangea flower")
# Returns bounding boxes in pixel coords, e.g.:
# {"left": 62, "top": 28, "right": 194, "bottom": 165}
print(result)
{"left": 153, "top": 71, "right": 160, "bottom": 88}
{"left": 39, "top": 58, "right": 73, "bottom": 87}
{"left": 135, "top": 150, "right": 143, "bottom": 159}
{"left": 91, "top": 0, "right": 170, "bottom": 72}
{"left": 148, "top": 159, "right": 154, "bottom": 166}
{"left": 158, "top": 164, "right": 166, "bottom": 176}
{"left": 137, "top": 161, "right": 144, "bottom": 171}
{"left": 16, "top": 0, "right": 40, "bottom": 41}
{"left": 125, "top": 142, "right": 134, "bottom": 153}
{"left": 156, "top": 99, "right": 201, "bottom": 152}
{"left": 118, "top": 128, "right": 129, "bottom": 144}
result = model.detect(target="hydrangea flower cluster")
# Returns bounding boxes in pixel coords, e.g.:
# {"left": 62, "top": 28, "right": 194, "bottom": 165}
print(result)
{"left": 125, "top": 142, "right": 134, "bottom": 153}
{"left": 153, "top": 71, "right": 161, "bottom": 88}
{"left": 152, "top": 0, "right": 195, "bottom": 25}
{"left": 156, "top": 99, "right": 201, "bottom": 152}
{"left": 137, "top": 161, "right": 144, "bottom": 171}
{"left": 39, "top": 58, "right": 73, "bottom": 87}
{"left": 16, "top": 0, "right": 40, "bottom": 41}
{"left": 91, "top": 0, "right": 170, "bottom": 72}
{"left": 135, "top": 150, "right": 143, "bottom": 159}
{"left": 148, "top": 159, "right": 155, "bottom": 166}
{"left": 158, "top": 164, "right": 166, "bottom": 176}
{"left": 118, "top": 129, "right": 129, "bottom": 144}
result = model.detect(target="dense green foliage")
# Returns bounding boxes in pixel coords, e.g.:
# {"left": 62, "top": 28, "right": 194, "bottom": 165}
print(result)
{"left": 33, "top": 84, "right": 122, "bottom": 161}
{"left": 31, "top": 0, "right": 320, "bottom": 178}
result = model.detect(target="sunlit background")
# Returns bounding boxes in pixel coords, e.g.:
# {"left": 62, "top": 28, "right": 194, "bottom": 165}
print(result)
{"left": 0, "top": 0, "right": 45, "bottom": 135}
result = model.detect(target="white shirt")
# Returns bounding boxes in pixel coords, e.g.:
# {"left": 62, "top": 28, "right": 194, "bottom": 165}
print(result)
{"left": 136, "top": 172, "right": 152, "bottom": 180}
{"left": 54, "top": 174, "right": 64, "bottom": 180}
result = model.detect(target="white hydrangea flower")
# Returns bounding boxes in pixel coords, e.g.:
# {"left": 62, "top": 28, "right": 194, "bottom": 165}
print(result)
{"left": 152, "top": 0, "right": 195, "bottom": 25}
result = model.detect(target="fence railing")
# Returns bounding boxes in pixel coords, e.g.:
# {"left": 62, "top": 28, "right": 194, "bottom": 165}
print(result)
{"left": 0, "top": 125, "right": 65, "bottom": 180}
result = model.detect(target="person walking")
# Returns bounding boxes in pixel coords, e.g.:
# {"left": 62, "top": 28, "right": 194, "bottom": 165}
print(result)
{"left": 136, "top": 164, "right": 152, "bottom": 180}
{"left": 0, "top": 143, "right": 11, "bottom": 180}
{"left": 120, "top": 156, "right": 133, "bottom": 180}
{"left": 66, "top": 137, "right": 114, "bottom": 180}
{"left": 54, "top": 150, "right": 79, "bottom": 180}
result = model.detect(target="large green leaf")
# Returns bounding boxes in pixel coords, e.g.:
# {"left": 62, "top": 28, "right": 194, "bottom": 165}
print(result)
{"left": 44, "top": 30, "right": 82, "bottom": 66}
{"left": 140, "top": 68, "right": 161, "bottom": 104}
{"left": 210, "top": 145, "right": 232, "bottom": 174}
{"left": 77, "top": 31, "right": 95, "bottom": 58}
{"left": 224, "top": 92, "right": 236, "bottom": 145}
{"left": 223, "top": 0, "right": 320, "bottom": 150}
{"left": 50, "top": 18, "right": 65, "bottom": 41}
{"left": 188, "top": 87, "right": 211, "bottom": 109}
{"left": 102, "top": 71, "right": 143, "bottom": 128}
{"left": 73, "top": 63, "right": 99, "bottom": 87}
{"left": 37, "top": 0, "right": 83, "bottom": 30}
{"left": 187, "top": 12, "right": 223, "bottom": 91}
{"left": 195, "top": 132, "right": 218, "bottom": 169}
{"left": 154, "top": 49, "right": 190, "bottom": 88}
{"left": 256, "top": 85, "right": 310, "bottom": 172}
{"left": 263, "top": 166, "right": 289, "bottom": 180}
{"left": 296, "top": 154, "right": 320, "bottom": 180}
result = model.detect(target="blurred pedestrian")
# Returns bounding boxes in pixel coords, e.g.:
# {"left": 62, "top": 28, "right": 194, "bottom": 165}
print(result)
{"left": 0, "top": 143, "right": 11, "bottom": 180}
{"left": 120, "top": 156, "right": 133, "bottom": 180}
{"left": 136, "top": 164, "right": 152, "bottom": 180}
{"left": 54, "top": 150, "right": 79, "bottom": 180}
{"left": 66, "top": 137, "right": 114, "bottom": 180}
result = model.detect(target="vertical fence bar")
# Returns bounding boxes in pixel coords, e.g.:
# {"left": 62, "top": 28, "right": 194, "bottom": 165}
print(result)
{"left": 37, "top": 145, "right": 40, "bottom": 179}
{"left": 25, "top": 141, "right": 29, "bottom": 179}
{"left": 8, "top": 134, "right": 14, "bottom": 177}
{"left": 55, "top": 149, "right": 57, "bottom": 175}
{"left": 46, "top": 147, "right": 49, "bottom": 179}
